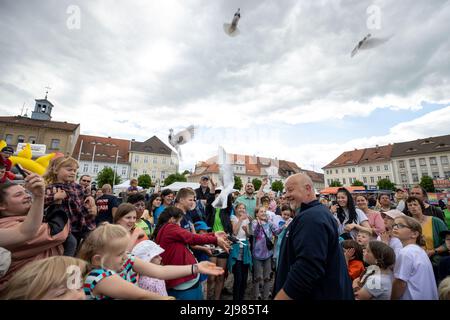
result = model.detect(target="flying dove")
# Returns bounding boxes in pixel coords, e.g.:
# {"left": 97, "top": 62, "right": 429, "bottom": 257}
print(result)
{"left": 168, "top": 125, "right": 195, "bottom": 160}
{"left": 223, "top": 8, "right": 241, "bottom": 37}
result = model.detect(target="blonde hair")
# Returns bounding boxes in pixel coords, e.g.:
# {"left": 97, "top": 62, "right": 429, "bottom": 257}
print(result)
{"left": 43, "top": 156, "right": 79, "bottom": 184}
{"left": 78, "top": 223, "right": 129, "bottom": 264}
{"left": 395, "top": 215, "right": 426, "bottom": 246}
{"left": 1, "top": 256, "right": 87, "bottom": 300}
{"left": 439, "top": 277, "right": 450, "bottom": 300}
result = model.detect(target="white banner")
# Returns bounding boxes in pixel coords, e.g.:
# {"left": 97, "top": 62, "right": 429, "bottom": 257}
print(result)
{"left": 17, "top": 143, "right": 47, "bottom": 156}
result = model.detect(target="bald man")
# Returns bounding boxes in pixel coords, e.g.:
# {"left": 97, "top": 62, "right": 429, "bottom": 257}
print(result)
{"left": 274, "top": 174, "right": 353, "bottom": 300}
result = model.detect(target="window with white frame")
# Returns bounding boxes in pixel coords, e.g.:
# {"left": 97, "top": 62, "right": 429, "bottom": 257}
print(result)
{"left": 409, "top": 159, "right": 416, "bottom": 167}
{"left": 363, "top": 177, "right": 367, "bottom": 183}
{"left": 161, "top": 171, "right": 166, "bottom": 180}
{"left": 401, "top": 174, "right": 407, "bottom": 183}
{"left": 50, "top": 139, "right": 60, "bottom": 149}
{"left": 121, "top": 167, "right": 127, "bottom": 176}
{"left": 362, "top": 167, "right": 366, "bottom": 173}
{"left": 93, "top": 164, "right": 99, "bottom": 173}
{"left": 134, "top": 155, "right": 139, "bottom": 163}
{"left": 419, "top": 158, "right": 426, "bottom": 167}
{"left": 153, "top": 157, "right": 157, "bottom": 164}
{"left": 441, "top": 156, "right": 449, "bottom": 165}
{"left": 343, "top": 178, "right": 346, "bottom": 185}
{"left": 17, "top": 135, "right": 25, "bottom": 144}
{"left": 412, "top": 173, "right": 419, "bottom": 182}
{"left": 376, "top": 166, "right": 380, "bottom": 172}
{"left": 144, "top": 156, "right": 148, "bottom": 164}
{"left": 370, "top": 177, "right": 375, "bottom": 183}
{"left": 133, "top": 169, "right": 138, "bottom": 177}
{"left": 5, "top": 134, "right": 13, "bottom": 145}
{"left": 384, "top": 165, "right": 389, "bottom": 171}
{"left": 430, "top": 157, "right": 437, "bottom": 166}
{"left": 83, "top": 164, "right": 89, "bottom": 173}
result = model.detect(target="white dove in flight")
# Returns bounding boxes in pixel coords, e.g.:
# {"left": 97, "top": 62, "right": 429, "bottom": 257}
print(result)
{"left": 223, "top": 8, "right": 241, "bottom": 37}
{"left": 351, "top": 33, "right": 392, "bottom": 58}
{"left": 212, "top": 146, "right": 235, "bottom": 209}
{"left": 168, "top": 125, "right": 195, "bottom": 161}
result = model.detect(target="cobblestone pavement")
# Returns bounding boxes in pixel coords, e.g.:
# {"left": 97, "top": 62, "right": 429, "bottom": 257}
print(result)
{"left": 214, "top": 272, "right": 275, "bottom": 301}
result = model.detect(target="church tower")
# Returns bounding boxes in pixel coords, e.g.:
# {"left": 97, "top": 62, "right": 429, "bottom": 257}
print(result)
{"left": 31, "top": 87, "right": 53, "bottom": 121}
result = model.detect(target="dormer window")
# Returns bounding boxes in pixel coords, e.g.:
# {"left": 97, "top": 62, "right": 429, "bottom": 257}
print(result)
{"left": 421, "top": 140, "right": 434, "bottom": 145}
{"left": 406, "top": 147, "right": 417, "bottom": 152}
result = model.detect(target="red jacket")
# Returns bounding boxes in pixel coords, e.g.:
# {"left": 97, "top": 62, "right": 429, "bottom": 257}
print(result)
{"left": 155, "top": 223, "right": 217, "bottom": 289}
{"left": 0, "top": 171, "right": 15, "bottom": 183}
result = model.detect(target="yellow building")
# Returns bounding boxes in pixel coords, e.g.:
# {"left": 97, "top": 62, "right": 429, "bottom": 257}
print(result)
{"left": 0, "top": 97, "right": 80, "bottom": 156}
{"left": 129, "top": 136, "right": 179, "bottom": 185}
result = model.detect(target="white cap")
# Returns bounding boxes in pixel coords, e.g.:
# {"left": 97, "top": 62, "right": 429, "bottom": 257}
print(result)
{"left": 384, "top": 209, "right": 405, "bottom": 220}
{"left": 131, "top": 240, "right": 165, "bottom": 262}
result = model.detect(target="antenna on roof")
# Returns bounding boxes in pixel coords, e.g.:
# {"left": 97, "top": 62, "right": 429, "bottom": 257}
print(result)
{"left": 44, "top": 85, "right": 51, "bottom": 99}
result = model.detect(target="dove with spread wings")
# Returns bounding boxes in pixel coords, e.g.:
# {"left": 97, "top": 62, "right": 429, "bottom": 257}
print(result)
{"left": 168, "top": 125, "right": 195, "bottom": 161}
{"left": 224, "top": 8, "right": 241, "bottom": 37}
{"left": 351, "top": 33, "right": 392, "bottom": 58}
{"left": 212, "top": 146, "right": 235, "bottom": 209}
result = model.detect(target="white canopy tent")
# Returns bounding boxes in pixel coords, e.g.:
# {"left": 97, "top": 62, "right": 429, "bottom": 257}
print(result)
{"left": 113, "top": 180, "right": 143, "bottom": 194}
{"left": 161, "top": 182, "right": 200, "bottom": 192}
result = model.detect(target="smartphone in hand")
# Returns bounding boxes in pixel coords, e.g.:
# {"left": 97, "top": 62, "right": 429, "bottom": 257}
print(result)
{"left": 15, "top": 164, "right": 28, "bottom": 178}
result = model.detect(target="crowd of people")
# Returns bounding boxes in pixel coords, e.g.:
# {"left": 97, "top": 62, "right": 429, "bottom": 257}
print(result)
{"left": 0, "top": 150, "right": 449, "bottom": 300}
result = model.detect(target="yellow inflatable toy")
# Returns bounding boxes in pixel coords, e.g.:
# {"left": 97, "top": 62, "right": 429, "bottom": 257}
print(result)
{"left": 1, "top": 141, "right": 57, "bottom": 176}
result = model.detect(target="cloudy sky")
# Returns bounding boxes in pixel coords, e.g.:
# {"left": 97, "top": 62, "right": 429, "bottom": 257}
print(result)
{"left": 1, "top": 0, "right": 449, "bottom": 172}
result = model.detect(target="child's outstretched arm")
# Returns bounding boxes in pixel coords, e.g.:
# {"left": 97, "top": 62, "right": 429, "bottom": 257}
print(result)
{"left": 134, "top": 258, "right": 224, "bottom": 280}
{"left": 92, "top": 274, "right": 174, "bottom": 300}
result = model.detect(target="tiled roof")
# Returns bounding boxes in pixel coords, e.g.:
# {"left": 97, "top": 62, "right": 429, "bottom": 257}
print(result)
{"left": 301, "top": 169, "right": 325, "bottom": 183}
{"left": 72, "top": 135, "right": 130, "bottom": 164}
{"left": 323, "top": 149, "right": 366, "bottom": 169}
{"left": 391, "top": 134, "right": 450, "bottom": 157}
{"left": 0, "top": 116, "right": 79, "bottom": 131}
{"left": 130, "top": 136, "right": 172, "bottom": 155}
{"left": 359, "top": 144, "right": 393, "bottom": 164}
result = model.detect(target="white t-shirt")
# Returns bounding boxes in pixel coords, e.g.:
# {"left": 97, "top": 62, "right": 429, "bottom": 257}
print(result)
{"left": 394, "top": 244, "right": 438, "bottom": 300}
{"left": 376, "top": 235, "right": 404, "bottom": 258}
{"left": 336, "top": 208, "right": 369, "bottom": 239}
{"left": 362, "top": 266, "right": 394, "bottom": 300}
{"left": 230, "top": 215, "right": 250, "bottom": 240}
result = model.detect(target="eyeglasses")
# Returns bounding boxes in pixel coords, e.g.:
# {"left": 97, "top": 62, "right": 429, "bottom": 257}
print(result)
{"left": 392, "top": 223, "right": 411, "bottom": 229}
{"left": 81, "top": 179, "right": 91, "bottom": 183}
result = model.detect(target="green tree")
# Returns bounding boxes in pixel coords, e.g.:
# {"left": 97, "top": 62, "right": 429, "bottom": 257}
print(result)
{"left": 271, "top": 180, "right": 284, "bottom": 193}
{"left": 164, "top": 172, "right": 187, "bottom": 186}
{"left": 233, "top": 175, "right": 243, "bottom": 191}
{"left": 377, "top": 178, "right": 395, "bottom": 191}
{"left": 351, "top": 180, "right": 365, "bottom": 187}
{"left": 182, "top": 170, "right": 191, "bottom": 176}
{"left": 252, "top": 178, "right": 262, "bottom": 191}
{"left": 330, "top": 180, "right": 343, "bottom": 187}
{"left": 96, "top": 167, "right": 122, "bottom": 188}
{"left": 419, "top": 175, "right": 435, "bottom": 193}
{"left": 138, "top": 174, "right": 152, "bottom": 189}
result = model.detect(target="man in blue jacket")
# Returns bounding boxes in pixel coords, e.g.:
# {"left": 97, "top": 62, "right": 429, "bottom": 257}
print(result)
{"left": 274, "top": 173, "right": 353, "bottom": 300}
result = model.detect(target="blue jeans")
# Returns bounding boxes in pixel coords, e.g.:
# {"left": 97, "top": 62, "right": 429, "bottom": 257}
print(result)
{"left": 167, "top": 284, "right": 203, "bottom": 300}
